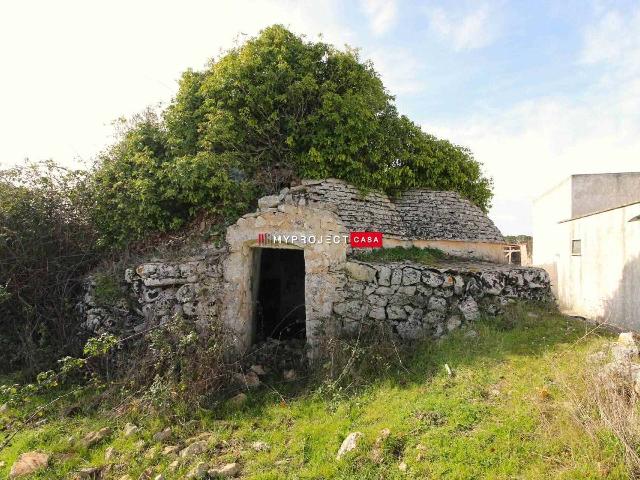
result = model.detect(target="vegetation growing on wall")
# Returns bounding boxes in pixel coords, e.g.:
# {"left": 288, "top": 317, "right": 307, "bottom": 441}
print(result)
{"left": 92, "top": 25, "right": 494, "bottom": 246}
{"left": 352, "top": 246, "right": 447, "bottom": 266}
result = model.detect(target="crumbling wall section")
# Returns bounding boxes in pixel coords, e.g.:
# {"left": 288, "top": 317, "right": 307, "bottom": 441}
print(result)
{"left": 80, "top": 247, "right": 227, "bottom": 336}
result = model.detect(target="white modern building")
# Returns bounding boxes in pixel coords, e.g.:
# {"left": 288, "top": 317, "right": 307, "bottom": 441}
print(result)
{"left": 533, "top": 173, "right": 640, "bottom": 330}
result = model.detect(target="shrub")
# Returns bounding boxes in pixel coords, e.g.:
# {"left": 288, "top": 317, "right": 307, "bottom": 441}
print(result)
{"left": 92, "top": 25, "right": 493, "bottom": 246}
{"left": 0, "top": 161, "right": 100, "bottom": 373}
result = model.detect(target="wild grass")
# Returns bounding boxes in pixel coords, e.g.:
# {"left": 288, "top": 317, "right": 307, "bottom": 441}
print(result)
{"left": 0, "top": 304, "right": 630, "bottom": 479}
{"left": 352, "top": 246, "right": 447, "bottom": 266}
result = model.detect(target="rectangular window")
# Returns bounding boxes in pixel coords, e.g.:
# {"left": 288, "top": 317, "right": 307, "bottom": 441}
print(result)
{"left": 572, "top": 239, "right": 582, "bottom": 256}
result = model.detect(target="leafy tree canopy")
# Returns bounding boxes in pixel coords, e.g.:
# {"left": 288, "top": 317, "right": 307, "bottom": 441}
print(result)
{"left": 93, "top": 25, "right": 493, "bottom": 245}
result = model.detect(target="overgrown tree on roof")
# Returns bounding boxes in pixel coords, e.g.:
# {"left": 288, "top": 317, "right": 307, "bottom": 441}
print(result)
{"left": 92, "top": 25, "right": 493, "bottom": 246}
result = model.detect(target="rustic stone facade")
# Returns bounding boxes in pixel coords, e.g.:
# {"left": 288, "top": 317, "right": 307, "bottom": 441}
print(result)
{"left": 79, "top": 179, "right": 551, "bottom": 355}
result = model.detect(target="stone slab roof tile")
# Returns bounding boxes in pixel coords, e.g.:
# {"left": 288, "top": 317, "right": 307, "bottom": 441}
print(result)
{"left": 288, "top": 179, "right": 504, "bottom": 243}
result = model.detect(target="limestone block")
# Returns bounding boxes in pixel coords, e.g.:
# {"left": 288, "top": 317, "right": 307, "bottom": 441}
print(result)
{"left": 391, "top": 268, "right": 402, "bottom": 285}
{"left": 422, "top": 271, "right": 444, "bottom": 287}
{"left": 156, "top": 264, "right": 180, "bottom": 278}
{"left": 402, "top": 267, "right": 421, "bottom": 285}
{"left": 396, "top": 319, "right": 426, "bottom": 340}
{"left": 183, "top": 302, "right": 198, "bottom": 317}
{"left": 458, "top": 296, "right": 480, "bottom": 321}
{"left": 465, "top": 277, "right": 482, "bottom": 297}
{"left": 387, "top": 305, "right": 407, "bottom": 320}
{"left": 376, "top": 266, "right": 392, "bottom": 286}
{"left": 344, "top": 262, "right": 376, "bottom": 282}
{"left": 424, "top": 310, "right": 445, "bottom": 324}
{"left": 143, "top": 277, "right": 187, "bottom": 287}
{"left": 124, "top": 268, "right": 135, "bottom": 283}
{"left": 368, "top": 295, "right": 388, "bottom": 307}
{"left": 446, "top": 315, "right": 462, "bottom": 331}
{"left": 176, "top": 284, "right": 197, "bottom": 303}
{"left": 480, "top": 272, "right": 504, "bottom": 295}
{"left": 334, "top": 300, "right": 367, "bottom": 319}
{"left": 619, "top": 332, "right": 637, "bottom": 346}
{"left": 375, "top": 286, "right": 395, "bottom": 295}
{"left": 136, "top": 264, "right": 158, "bottom": 278}
{"left": 427, "top": 296, "right": 447, "bottom": 313}
{"left": 508, "top": 270, "right": 524, "bottom": 287}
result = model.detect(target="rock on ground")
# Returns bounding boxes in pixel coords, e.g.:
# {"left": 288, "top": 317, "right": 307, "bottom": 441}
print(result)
{"left": 9, "top": 452, "right": 49, "bottom": 478}
{"left": 81, "top": 427, "right": 112, "bottom": 447}
{"left": 336, "top": 432, "right": 363, "bottom": 460}
{"left": 180, "top": 440, "right": 208, "bottom": 458}
{"left": 251, "top": 440, "right": 269, "bottom": 451}
{"left": 208, "top": 463, "right": 240, "bottom": 477}
{"left": 104, "top": 446, "right": 116, "bottom": 461}
{"left": 186, "top": 462, "right": 208, "bottom": 479}
{"left": 228, "top": 393, "right": 247, "bottom": 406}
{"left": 78, "top": 466, "right": 102, "bottom": 478}
{"left": 152, "top": 427, "right": 172, "bottom": 443}
{"left": 162, "top": 445, "right": 180, "bottom": 456}
{"left": 123, "top": 423, "right": 139, "bottom": 437}
{"left": 283, "top": 369, "right": 297, "bottom": 381}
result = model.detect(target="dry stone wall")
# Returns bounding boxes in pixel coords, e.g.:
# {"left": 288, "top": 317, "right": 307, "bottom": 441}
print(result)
{"left": 81, "top": 253, "right": 553, "bottom": 345}
{"left": 78, "top": 181, "right": 550, "bottom": 348}
{"left": 331, "top": 259, "right": 553, "bottom": 340}
{"left": 80, "top": 247, "right": 227, "bottom": 336}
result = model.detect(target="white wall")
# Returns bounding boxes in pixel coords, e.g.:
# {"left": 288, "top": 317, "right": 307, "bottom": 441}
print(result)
{"left": 572, "top": 173, "right": 640, "bottom": 218}
{"left": 556, "top": 203, "right": 640, "bottom": 329}
{"left": 532, "top": 177, "right": 572, "bottom": 294}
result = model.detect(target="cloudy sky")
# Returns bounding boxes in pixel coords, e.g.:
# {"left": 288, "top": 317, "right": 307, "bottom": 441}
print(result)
{"left": 1, "top": 0, "right": 639, "bottom": 234}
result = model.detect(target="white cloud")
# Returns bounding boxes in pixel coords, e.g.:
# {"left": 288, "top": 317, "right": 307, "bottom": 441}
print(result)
{"left": 360, "top": 0, "right": 398, "bottom": 35}
{"left": 580, "top": 6, "right": 640, "bottom": 91}
{"left": 426, "top": 3, "right": 499, "bottom": 51}
{"left": 367, "top": 47, "right": 425, "bottom": 94}
{"left": 581, "top": 9, "right": 640, "bottom": 65}
{"left": 424, "top": 88, "right": 640, "bottom": 234}
{"left": 418, "top": 3, "right": 640, "bottom": 235}
{"left": 0, "top": 0, "right": 354, "bottom": 168}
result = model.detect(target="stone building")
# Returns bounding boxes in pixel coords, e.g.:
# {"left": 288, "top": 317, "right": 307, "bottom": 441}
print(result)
{"left": 533, "top": 172, "right": 640, "bottom": 330}
{"left": 82, "top": 179, "right": 551, "bottom": 355}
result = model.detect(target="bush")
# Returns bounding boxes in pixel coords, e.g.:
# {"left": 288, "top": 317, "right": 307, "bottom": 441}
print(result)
{"left": 0, "top": 161, "right": 101, "bottom": 373}
{"left": 92, "top": 25, "right": 493, "bottom": 246}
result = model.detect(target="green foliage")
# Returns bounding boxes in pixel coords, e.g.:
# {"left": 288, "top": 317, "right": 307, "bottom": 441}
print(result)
{"left": 0, "top": 161, "right": 101, "bottom": 372}
{"left": 352, "top": 246, "right": 446, "bottom": 266}
{"left": 82, "top": 333, "right": 118, "bottom": 357}
{"left": 92, "top": 273, "right": 123, "bottom": 306}
{"left": 1, "top": 308, "right": 629, "bottom": 478}
{"left": 93, "top": 25, "right": 493, "bottom": 245}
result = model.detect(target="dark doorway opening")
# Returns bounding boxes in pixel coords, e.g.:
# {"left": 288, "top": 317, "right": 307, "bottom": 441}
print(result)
{"left": 255, "top": 248, "right": 306, "bottom": 342}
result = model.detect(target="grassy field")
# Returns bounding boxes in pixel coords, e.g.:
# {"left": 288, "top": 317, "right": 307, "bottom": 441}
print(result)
{"left": 0, "top": 305, "right": 629, "bottom": 479}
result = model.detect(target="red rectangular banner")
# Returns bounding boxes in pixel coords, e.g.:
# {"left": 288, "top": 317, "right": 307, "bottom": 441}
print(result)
{"left": 349, "top": 231, "right": 383, "bottom": 248}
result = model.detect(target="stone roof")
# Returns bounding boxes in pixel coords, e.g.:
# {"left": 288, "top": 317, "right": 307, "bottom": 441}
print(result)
{"left": 286, "top": 179, "right": 504, "bottom": 244}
